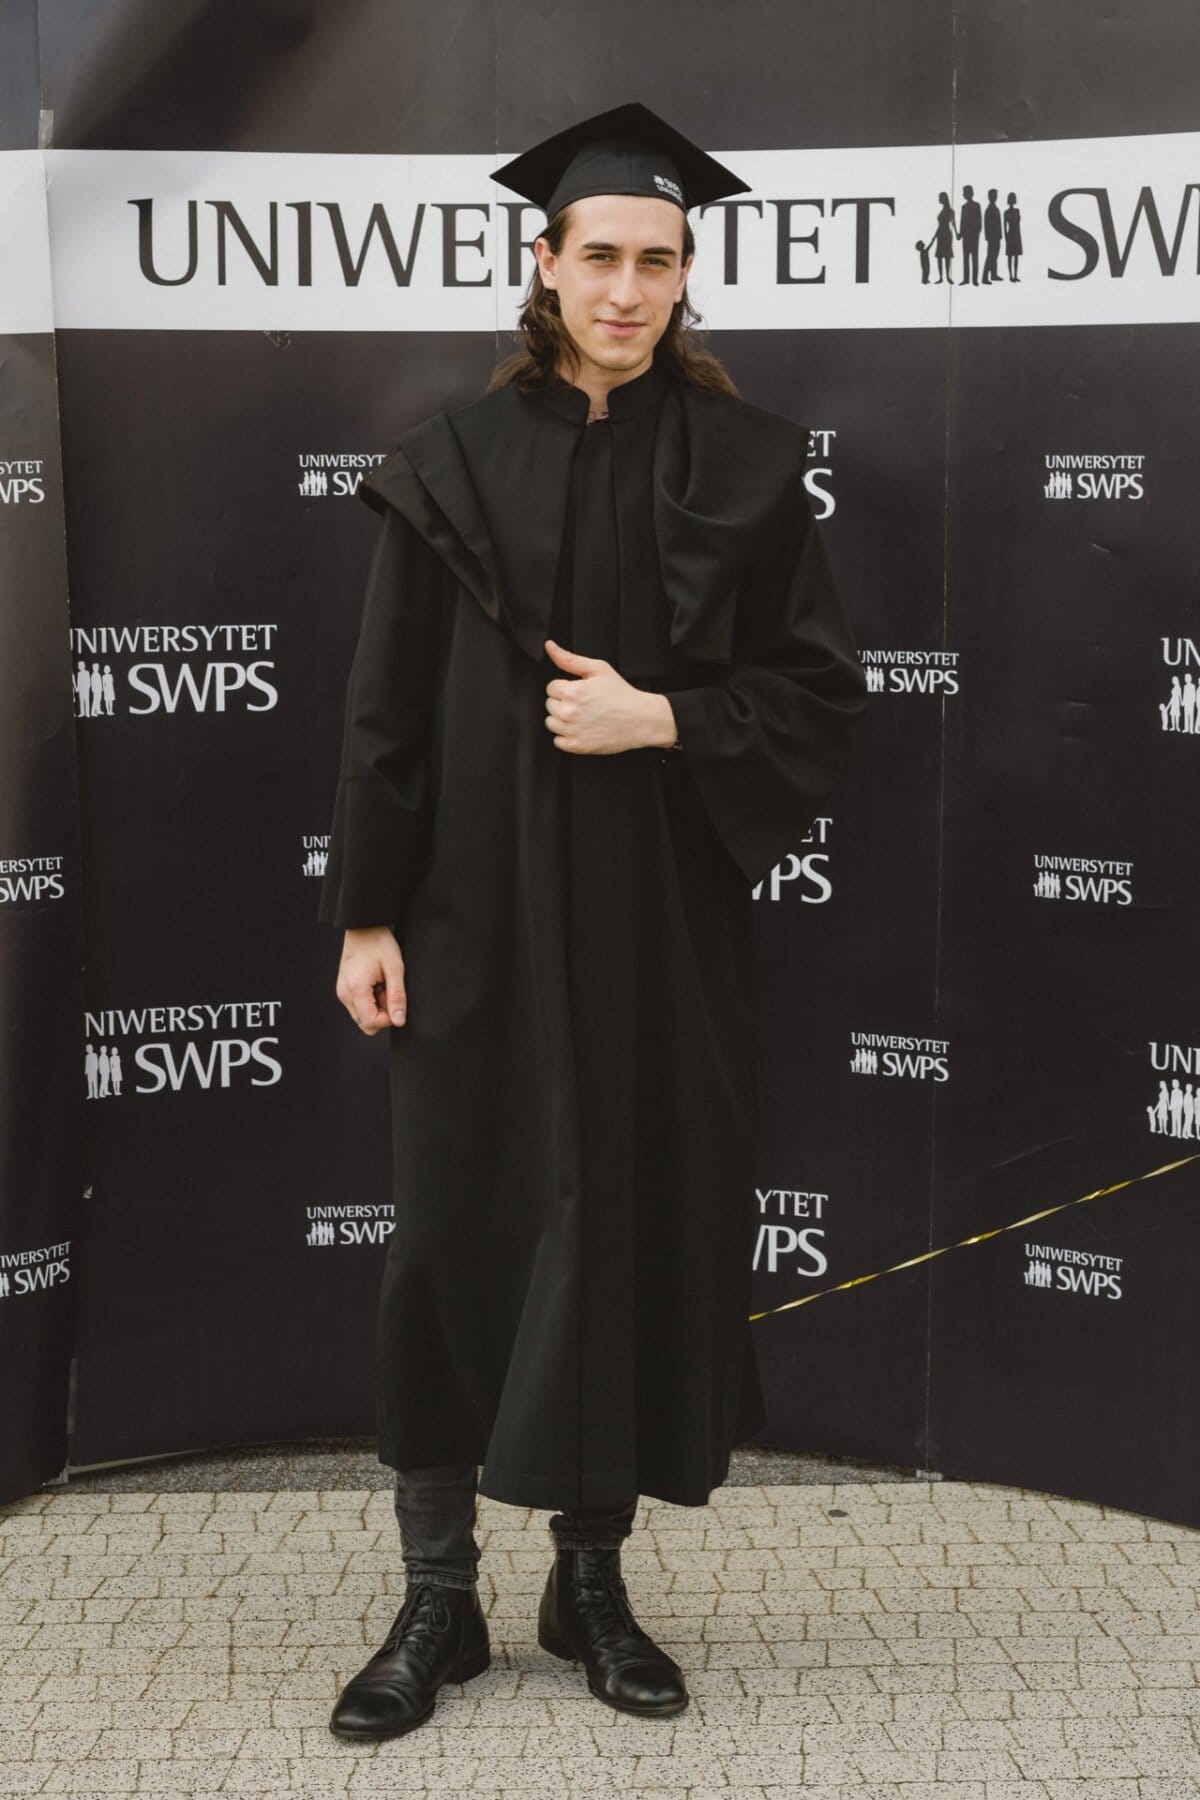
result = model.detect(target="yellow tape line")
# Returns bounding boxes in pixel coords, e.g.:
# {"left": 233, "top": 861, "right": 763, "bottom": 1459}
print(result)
{"left": 749, "top": 1152, "right": 1200, "bottom": 1322}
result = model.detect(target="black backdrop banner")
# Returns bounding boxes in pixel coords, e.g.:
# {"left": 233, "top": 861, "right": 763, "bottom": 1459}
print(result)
{"left": 3, "top": 0, "right": 1198, "bottom": 1523}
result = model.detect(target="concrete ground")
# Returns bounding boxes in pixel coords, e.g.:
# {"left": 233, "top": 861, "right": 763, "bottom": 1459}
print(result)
{"left": 1, "top": 1440, "right": 1197, "bottom": 1797}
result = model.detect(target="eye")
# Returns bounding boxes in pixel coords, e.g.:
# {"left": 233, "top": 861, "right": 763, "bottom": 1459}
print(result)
{"left": 586, "top": 253, "right": 671, "bottom": 266}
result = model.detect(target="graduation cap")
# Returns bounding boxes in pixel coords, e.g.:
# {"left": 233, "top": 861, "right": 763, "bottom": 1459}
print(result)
{"left": 490, "top": 100, "right": 752, "bottom": 220}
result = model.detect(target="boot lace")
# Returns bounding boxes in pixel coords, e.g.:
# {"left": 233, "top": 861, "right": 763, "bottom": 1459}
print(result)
{"left": 377, "top": 1581, "right": 453, "bottom": 1667}
{"left": 575, "top": 1560, "right": 642, "bottom": 1642}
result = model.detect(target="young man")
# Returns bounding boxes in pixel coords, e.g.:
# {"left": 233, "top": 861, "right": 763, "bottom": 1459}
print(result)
{"left": 319, "top": 101, "right": 868, "bottom": 1741}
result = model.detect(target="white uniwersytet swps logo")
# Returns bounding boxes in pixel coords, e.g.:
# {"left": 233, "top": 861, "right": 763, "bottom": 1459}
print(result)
{"left": 753, "top": 1185, "right": 830, "bottom": 1281}
{"left": 71, "top": 624, "right": 279, "bottom": 717}
{"left": 0, "top": 459, "right": 45, "bottom": 504}
{"left": 850, "top": 1033, "right": 949, "bottom": 1080}
{"left": 85, "top": 1001, "right": 283, "bottom": 1096}
{"left": 296, "top": 450, "right": 384, "bottom": 498}
{"left": 860, "top": 650, "right": 959, "bottom": 696}
{"left": 0, "top": 855, "right": 65, "bottom": 905}
{"left": 1147, "top": 1041, "right": 1200, "bottom": 1140}
{"left": 1160, "top": 640, "right": 1200, "bottom": 734}
{"left": 0, "top": 1239, "right": 71, "bottom": 1300}
{"left": 1023, "top": 1243, "right": 1123, "bottom": 1298}
{"left": 1032, "top": 854, "right": 1133, "bottom": 904}
{"left": 752, "top": 817, "right": 833, "bottom": 905}
{"left": 306, "top": 1207, "right": 395, "bottom": 1247}
{"left": 1043, "top": 452, "right": 1145, "bottom": 500}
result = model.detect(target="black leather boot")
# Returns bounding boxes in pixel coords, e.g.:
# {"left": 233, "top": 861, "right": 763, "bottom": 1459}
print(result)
{"left": 537, "top": 1542, "right": 688, "bottom": 1717}
{"left": 328, "top": 1579, "right": 490, "bottom": 1741}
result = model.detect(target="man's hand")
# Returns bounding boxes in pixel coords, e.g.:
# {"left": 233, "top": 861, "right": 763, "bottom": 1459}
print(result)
{"left": 543, "top": 638, "right": 677, "bottom": 754}
{"left": 336, "top": 925, "right": 407, "bottom": 1035}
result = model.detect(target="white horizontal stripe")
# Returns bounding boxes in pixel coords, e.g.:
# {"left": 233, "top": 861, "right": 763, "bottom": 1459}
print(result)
{"left": 0, "top": 153, "right": 55, "bottom": 333}
{"left": 0, "top": 136, "right": 1195, "bottom": 333}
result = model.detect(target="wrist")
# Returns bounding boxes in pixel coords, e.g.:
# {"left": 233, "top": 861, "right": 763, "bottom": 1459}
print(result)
{"left": 643, "top": 691, "right": 679, "bottom": 750}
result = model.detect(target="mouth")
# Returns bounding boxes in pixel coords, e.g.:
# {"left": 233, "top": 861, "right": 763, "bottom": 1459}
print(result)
{"left": 598, "top": 320, "right": 643, "bottom": 335}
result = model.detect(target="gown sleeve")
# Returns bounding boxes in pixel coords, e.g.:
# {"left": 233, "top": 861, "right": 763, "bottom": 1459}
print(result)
{"left": 661, "top": 466, "right": 868, "bottom": 890}
{"left": 317, "top": 505, "right": 441, "bottom": 933}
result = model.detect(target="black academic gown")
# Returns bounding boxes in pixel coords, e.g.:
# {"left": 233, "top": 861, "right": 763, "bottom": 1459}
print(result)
{"left": 319, "top": 348, "right": 868, "bottom": 1510}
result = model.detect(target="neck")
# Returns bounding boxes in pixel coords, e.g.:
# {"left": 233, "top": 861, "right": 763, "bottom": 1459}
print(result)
{"left": 559, "top": 349, "right": 655, "bottom": 419}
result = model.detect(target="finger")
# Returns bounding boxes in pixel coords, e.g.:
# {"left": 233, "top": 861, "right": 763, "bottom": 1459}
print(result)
{"left": 351, "top": 975, "right": 389, "bottom": 1034}
{"left": 342, "top": 992, "right": 381, "bottom": 1034}
{"left": 382, "top": 959, "right": 407, "bottom": 1027}
{"left": 549, "top": 644, "right": 608, "bottom": 672}
{"left": 336, "top": 976, "right": 364, "bottom": 1029}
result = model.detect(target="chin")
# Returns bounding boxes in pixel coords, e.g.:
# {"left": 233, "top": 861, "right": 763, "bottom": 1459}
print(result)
{"left": 594, "top": 337, "right": 649, "bottom": 365}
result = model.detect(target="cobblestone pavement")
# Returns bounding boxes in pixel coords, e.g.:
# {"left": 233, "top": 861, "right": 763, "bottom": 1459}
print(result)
{"left": 2, "top": 1478, "right": 1198, "bottom": 1798}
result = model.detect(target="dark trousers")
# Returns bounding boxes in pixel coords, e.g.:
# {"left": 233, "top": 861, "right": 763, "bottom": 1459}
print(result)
{"left": 392, "top": 1463, "right": 639, "bottom": 1589}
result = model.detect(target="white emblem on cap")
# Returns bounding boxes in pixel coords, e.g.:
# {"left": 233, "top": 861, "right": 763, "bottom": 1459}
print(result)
{"left": 653, "top": 174, "right": 684, "bottom": 203}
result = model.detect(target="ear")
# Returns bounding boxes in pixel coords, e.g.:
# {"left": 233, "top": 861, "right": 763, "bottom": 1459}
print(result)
{"left": 534, "top": 234, "right": 557, "bottom": 290}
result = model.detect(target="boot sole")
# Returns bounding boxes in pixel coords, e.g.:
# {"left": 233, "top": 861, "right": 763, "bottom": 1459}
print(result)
{"left": 327, "top": 1645, "right": 492, "bottom": 1741}
{"left": 537, "top": 1625, "right": 688, "bottom": 1717}
{"left": 328, "top": 1705, "right": 435, "bottom": 1743}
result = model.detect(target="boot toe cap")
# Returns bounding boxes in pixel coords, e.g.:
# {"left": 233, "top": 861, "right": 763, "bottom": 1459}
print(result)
{"left": 329, "top": 1681, "right": 432, "bottom": 1738}
{"left": 601, "top": 1657, "right": 689, "bottom": 1714}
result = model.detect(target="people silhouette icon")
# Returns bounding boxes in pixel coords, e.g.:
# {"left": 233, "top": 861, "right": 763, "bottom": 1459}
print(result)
{"left": 958, "top": 185, "right": 981, "bottom": 285}
{"left": 1004, "top": 191, "right": 1022, "bottom": 281}
{"left": 981, "top": 188, "right": 1004, "bottom": 284}
{"left": 931, "top": 191, "right": 957, "bottom": 284}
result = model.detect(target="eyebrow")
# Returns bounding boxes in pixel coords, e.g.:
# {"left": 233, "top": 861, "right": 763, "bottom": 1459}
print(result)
{"left": 579, "top": 240, "right": 679, "bottom": 259}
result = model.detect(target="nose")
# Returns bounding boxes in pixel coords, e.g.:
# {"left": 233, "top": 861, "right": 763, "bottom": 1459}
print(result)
{"left": 608, "top": 260, "right": 643, "bottom": 310}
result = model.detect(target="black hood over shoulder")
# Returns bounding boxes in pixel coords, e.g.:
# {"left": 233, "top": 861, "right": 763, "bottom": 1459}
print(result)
{"left": 358, "top": 365, "right": 807, "bottom": 668}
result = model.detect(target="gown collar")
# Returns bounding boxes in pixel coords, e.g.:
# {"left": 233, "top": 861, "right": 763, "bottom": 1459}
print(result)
{"left": 533, "top": 351, "right": 671, "bottom": 425}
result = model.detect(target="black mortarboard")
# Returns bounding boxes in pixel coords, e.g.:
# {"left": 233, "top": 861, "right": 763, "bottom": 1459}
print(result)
{"left": 490, "top": 100, "right": 752, "bottom": 220}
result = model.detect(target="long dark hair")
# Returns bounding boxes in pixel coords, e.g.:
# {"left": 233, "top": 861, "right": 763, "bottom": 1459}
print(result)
{"left": 487, "top": 202, "right": 738, "bottom": 396}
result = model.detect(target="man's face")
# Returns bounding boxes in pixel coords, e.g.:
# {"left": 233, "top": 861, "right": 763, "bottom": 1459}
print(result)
{"left": 534, "top": 193, "right": 693, "bottom": 383}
